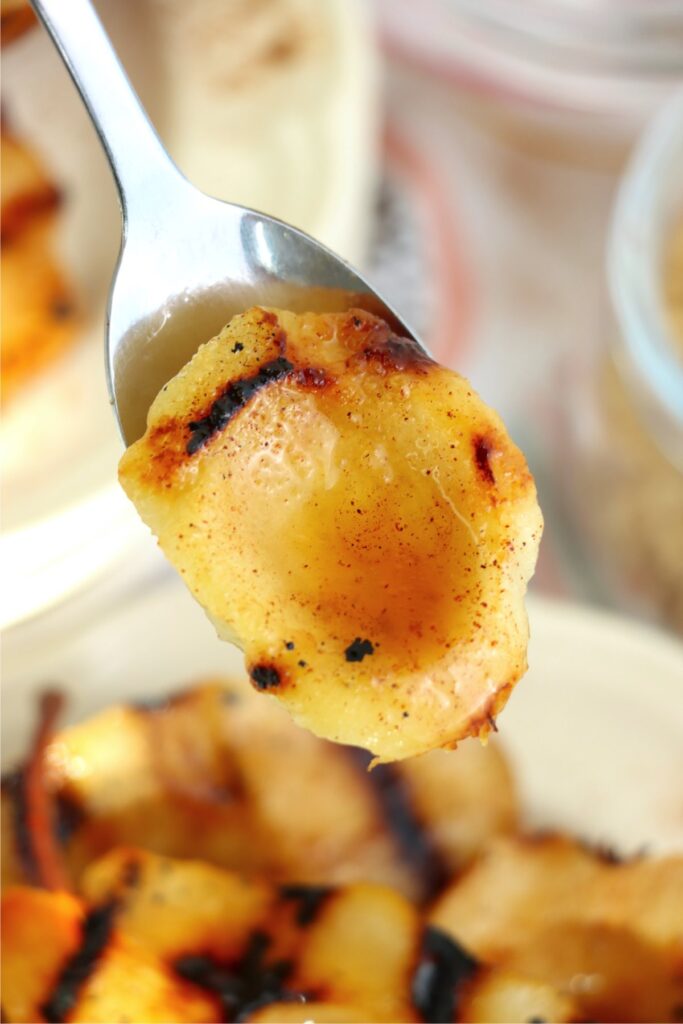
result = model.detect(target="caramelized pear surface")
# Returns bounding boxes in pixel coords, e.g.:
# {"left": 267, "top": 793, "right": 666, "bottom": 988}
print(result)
{"left": 120, "top": 308, "right": 542, "bottom": 760}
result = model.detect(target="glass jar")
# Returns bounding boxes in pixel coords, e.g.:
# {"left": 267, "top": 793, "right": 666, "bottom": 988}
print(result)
{"left": 377, "top": 0, "right": 683, "bottom": 164}
{"left": 561, "top": 93, "right": 683, "bottom": 633}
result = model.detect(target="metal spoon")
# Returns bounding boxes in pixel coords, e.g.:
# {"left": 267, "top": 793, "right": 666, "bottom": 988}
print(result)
{"left": 31, "top": 0, "right": 415, "bottom": 445}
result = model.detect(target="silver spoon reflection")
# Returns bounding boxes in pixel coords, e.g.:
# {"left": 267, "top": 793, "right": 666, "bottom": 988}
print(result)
{"left": 30, "top": 0, "right": 416, "bottom": 445}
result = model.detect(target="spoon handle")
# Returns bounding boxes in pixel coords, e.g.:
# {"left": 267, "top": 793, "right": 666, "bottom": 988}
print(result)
{"left": 29, "top": 0, "right": 184, "bottom": 225}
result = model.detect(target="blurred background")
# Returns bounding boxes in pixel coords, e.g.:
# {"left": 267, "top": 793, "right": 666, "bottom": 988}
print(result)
{"left": 2, "top": 0, "right": 683, "bottom": 641}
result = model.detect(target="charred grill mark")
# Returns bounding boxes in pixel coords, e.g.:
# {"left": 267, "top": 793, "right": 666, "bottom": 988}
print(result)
{"left": 249, "top": 664, "right": 281, "bottom": 690}
{"left": 344, "top": 637, "right": 375, "bottom": 663}
{"left": 473, "top": 436, "right": 496, "bottom": 486}
{"left": 41, "top": 900, "right": 118, "bottom": 1023}
{"left": 411, "top": 926, "right": 479, "bottom": 1024}
{"left": 346, "top": 749, "right": 450, "bottom": 902}
{"left": 279, "top": 884, "right": 333, "bottom": 926}
{"left": 186, "top": 357, "right": 294, "bottom": 454}
{"left": 174, "top": 931, "right": 305, "bottom": 1023}
{"left": 1, "top": 769, "right": 38, "bottom": 884}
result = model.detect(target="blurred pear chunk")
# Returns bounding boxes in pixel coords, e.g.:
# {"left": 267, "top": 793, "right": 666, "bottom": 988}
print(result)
{"left": 0, "top": 128, "right": 79, "bottom": 400}
{"left": 119, "top": 308, "right": 542, "bottom": 760}
{"left": 2, "top": 850, "right": 576, "bottom": 1024}
{"left": 431, "top": 835, "right": 683, "bottom": 1023}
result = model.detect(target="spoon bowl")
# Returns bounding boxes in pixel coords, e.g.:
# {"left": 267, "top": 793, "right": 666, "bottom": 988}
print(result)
{"left": 31, "top": 0, "right": 415, "bottom": 445}
{"left": 109, "top": 184, "right": 413, "bottom": 445}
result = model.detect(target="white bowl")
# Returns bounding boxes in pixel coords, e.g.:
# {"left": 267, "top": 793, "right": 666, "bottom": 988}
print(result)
{"left": 3, "top": 577, "right": 682, "bottom": 856}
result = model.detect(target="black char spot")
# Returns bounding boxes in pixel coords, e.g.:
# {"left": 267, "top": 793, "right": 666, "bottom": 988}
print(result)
{"left": 344, "top": 638, "right": 374, "bottom": 662}
{"left": 249, "top": 665, "right": 281, "bottom": 690}
{"left": 411, "top": 926, "right": 479, "bottom": 1024}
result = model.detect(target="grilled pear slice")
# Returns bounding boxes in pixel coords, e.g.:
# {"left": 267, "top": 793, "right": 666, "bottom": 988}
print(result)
{"left": 431, "top": 835, "right": 683, "bottom": 1023}
{"left": 3, "top": 680, "right": 517, "bottom": 901}
{"left": 119, "top": 308, "right": 542, "bottom": 761}
{"left": 82, "top": 848, "right": 575, "bottom": 1024}
{"left": 431, "top": 834, "right": 683, "bottom": 956}
{"left": 2, "top": 853, "right": 575, "bottom": 1024}
{"left": 1, "top": 128, "right": 78, "bottom": 401}
{"left": 0, "top": 885, "right": 219, "bottom": 1023}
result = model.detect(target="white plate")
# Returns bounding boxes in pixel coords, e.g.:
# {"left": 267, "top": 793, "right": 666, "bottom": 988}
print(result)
{"left": 0, "top": 0, "right": 379, "bottom": 629}
{"left": 2, "top": 583, "right": 682, "bottom": 856}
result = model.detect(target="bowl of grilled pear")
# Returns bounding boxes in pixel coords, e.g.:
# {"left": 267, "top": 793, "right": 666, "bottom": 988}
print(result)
{"left": 2, "top": 578, "right": 682, "bottom": 1023}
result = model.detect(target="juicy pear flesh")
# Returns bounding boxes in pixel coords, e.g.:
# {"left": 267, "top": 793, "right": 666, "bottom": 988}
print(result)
{"left": 119, "top": 308, "right": 542, "bottom": 760}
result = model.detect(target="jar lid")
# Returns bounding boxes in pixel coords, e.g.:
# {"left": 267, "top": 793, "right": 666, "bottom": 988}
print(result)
{"left": 378, "top": 0, "right": 683, "bottom": 126}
